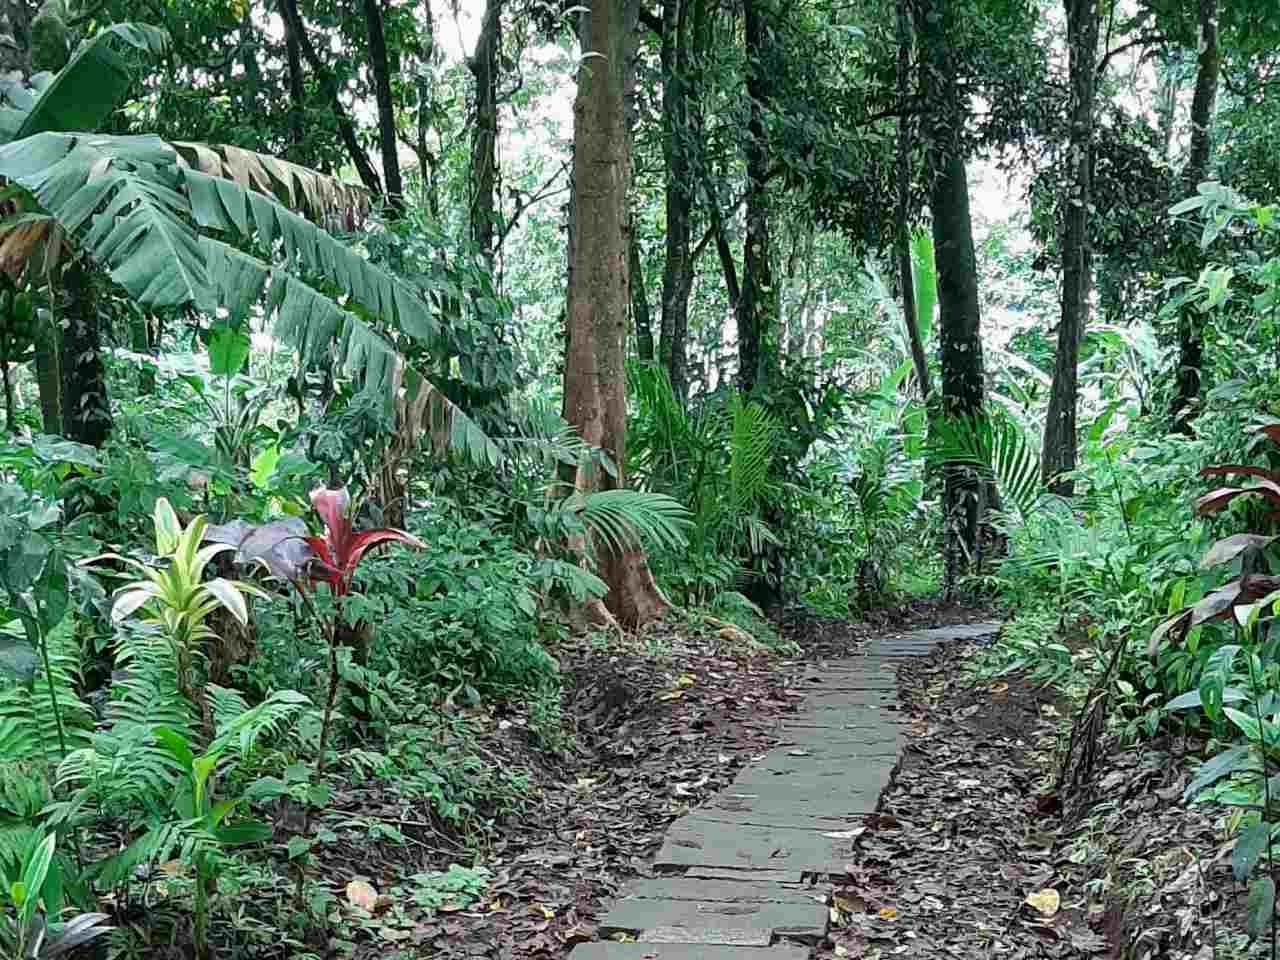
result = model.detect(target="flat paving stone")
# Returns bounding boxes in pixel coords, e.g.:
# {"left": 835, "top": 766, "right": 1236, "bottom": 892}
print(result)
{"left": 654, "top": 816, "right": 862, "bottom": 873}
{"left": 765, "top": 738, "right": 904, "bottom": 760}
{"left": 600, "top": 878, "right": 826, "bottom": 944}
{"left": 704, "top": 789, "right": 881, "bottom": 823}
{"left": 571, "top": 943, "right": 811, "bottom": 960}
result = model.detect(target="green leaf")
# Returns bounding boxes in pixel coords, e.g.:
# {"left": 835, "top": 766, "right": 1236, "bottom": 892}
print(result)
{"left": 18, "top": 834, "right": 55, "bottom": 922}
{"left": 286, "top": 836, "right": 314, "bottom": 859}
{"left": 152, "top": 497, "right": 183, "bottom": 555}
{"left": 1248, "top": 875, "right": 1276, "bottom": 938}
{"left": 1234, "top": 821, "right": 1272, "bottom": 882}
{"left": 0, "top": 24, "right": 169, "bottom": 144}
{"left": 213, "top": 820, "right": 272, "bottom": 846}
{"left": 152, "top": 726, "right": 194, "bottom": 773}
{"left": 1185, "top": 745, "right": 1259, "bottom": 802}
{"left": 203, "top": 578, "right": 249, "bottom": 626}
{"left": 207, "top": 323, "right": 250, "bottom": 376}
{"left": 0, "top": 634, "right": 38, "bottom": 680}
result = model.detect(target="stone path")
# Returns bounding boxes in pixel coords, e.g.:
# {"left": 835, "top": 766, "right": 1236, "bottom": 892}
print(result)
{"left": 574, "top": 622, "right": 1003, "bottom": 960}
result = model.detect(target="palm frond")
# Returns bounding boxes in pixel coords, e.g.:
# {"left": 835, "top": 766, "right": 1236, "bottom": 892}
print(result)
{"left": 926, "top": 413, "right": 1043, "bottom": 521}
{"left": 728, "top": 396, "right": 776, "bottom": 514}
{"left": 573, "top": 490, "right": 691, "bottom": 555}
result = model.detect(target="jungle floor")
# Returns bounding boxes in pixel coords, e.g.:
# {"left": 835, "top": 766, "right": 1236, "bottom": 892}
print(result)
{"left": 157, "top": 601, "right": 1273, "bottom": 960}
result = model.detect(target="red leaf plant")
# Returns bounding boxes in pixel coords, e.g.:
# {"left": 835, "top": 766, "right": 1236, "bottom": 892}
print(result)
{"left": 206, "top": 486, "right": 425, "bottom": 595}
{"left": 1149, "top": 422, "right": 1280, "bottom": 656}
{"left": 304, "top": 487, "right": 425, "bottom": 597}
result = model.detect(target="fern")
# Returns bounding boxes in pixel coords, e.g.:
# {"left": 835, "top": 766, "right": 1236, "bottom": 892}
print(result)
{"left": 207, "top": 685, "right": 309, "bottom": 762}
{"left": 0, "top": 620, "right": 92, "bottom": 766}
{"left": 572, "top": 490, "right": 691, "bottom": 555}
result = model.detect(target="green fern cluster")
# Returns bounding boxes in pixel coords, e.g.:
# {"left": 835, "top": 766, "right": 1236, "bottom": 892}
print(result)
{"left": 0, "top": 619, "right": 92, "bottom": 766}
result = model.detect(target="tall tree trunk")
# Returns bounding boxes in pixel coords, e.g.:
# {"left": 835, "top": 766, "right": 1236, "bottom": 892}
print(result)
{"left": 363, "top": 0, "right": 404, "bottom": 216}
{"left": 630, "top": 232, "right": 655, "bottom": 362}
{"left": 1171, "top": 0, "right": 1219, "bottom": 431}
{"left": 917, "top": 0, "right": 986, "bottom": 593}
{"left": 468, "top": 0, "right": 501, "bottom": 260}
{"left": 563, "top": 0, "right": 669, "bottom": 628}
{"left": 1155, "top": 47, "right": 1180, "bottom": 162}
{"left": 658, "top": 0, "right": 692, "bottom": 401}
{"left": 60, "top": 258, "right": 110, "bottom": 447}
{"left": 1041, "top": 0, "right": 1098, "bottom": 495}
{"left": 414, "top": 7, "right": 441, "bottom": 221}
{"left": 895, "top": 0, "right": 929, "bottom": 401}
{"left": 280, "top": 0, "right": 306, "bottom": 160}
{"left": 736, "top": 0, "right": 775, "bottom": 397}
{"left": 280, "top": 0, "right": 383, "bottom": 197}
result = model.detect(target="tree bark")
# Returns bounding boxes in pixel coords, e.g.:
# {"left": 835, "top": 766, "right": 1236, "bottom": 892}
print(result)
{"left": 468, "top": 0, "right": 501, "bottom": 260}
{"left": 630, "top": 232, "right": 655, "bottom": 362}
{"left": 59, "top": 258, "right": 110, "bottom": 447}
{"left": 564, "top": 0, "right": 669, "bottom": 628}
{"left": 1171, "top": 0, "right": 1219, "bottom": 431}
{"left": 279, "top": 0, "right": 383, "bottom": 198}
{"left": 916, "top": 0, "right": 986, "bottom": 592}
{"left": 1041, "top": 0, "right": 1098, "bottom": 495}
{"left": 895, "top": 0, "right": 929, "bottom": 401}
{"left": 657, "top": 0, "right": 692, "bottom": 402}
{"left": 363, "top": 0, "right": 404, "bottom": 216}
{"left": 280, "top": 0, "right": 306, "bottom": 160}
{"left": 736, "top": 0, "right": 775, "bottom": 397}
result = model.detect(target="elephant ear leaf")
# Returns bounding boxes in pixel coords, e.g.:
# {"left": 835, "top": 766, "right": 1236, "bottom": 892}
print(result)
{"left": 0, "top": 23, "right": 169, "bottom": 144}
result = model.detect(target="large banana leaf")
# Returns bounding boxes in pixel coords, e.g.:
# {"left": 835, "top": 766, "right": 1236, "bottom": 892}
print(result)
{"left": 0, "top": 131, "right": 497, "bottom": 466}
{"left": 0, "top": 23, "right": 169, "bottom": 144}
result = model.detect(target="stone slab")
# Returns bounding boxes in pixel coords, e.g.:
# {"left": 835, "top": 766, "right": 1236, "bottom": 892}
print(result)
{"left": 654, "top": 816, "right": 860, "bottom": 873}
{"left": 896, "top": 622, "right": 1003, "bottom": 642}
{"left": 704, "top": 789, "right": 881, "bottom": 823}
{"left": 765, "top": 737, "right": 905, "bottom": 760}
{"left": 682, "top": 866, "right": 805, "bottom": 884}
{"left": 600, "top": 878, "right": 826, "bottom": 943}
{"left": 571, "top": 943, "right": 811, "bottom": 960}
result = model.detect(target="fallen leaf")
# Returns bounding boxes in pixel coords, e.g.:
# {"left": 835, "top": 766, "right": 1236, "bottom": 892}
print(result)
{"left": 877, "top": 906, "right": 898, "bottom": 920}
{"left": 824, "top": 827, "right": 867, "bottom": 840}
{"left": 346, "top": 879, "right": 379, "bottom": 912}
{"left": 1024, "top": 888, "right": 1060, "bottom": 917}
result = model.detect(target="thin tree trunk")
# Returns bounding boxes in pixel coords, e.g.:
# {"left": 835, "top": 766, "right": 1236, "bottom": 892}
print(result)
{"left": 917, "top": 0, "right": 986, "bottom": 593}
{"left": 1042, "top": 0, "right": 1098, "bottom": 495}
{"left": 658, "top": 0, "right": 692, "bottom": 401}
{"left": 280, "top": 0, "right": 306, "bottom": 160}
{"left": 1171, "top": 0, "right": 1219, "bottom": 431}
{"left": 363, "top": 0, "right": 403, "bottom": 215}
{"left": 279, "top": 0, "right": 383, "bottom": 197}
{"left": 896, "top": 0, "right": 929, "bottom": 401}
{"left": 564, "top": 0, "right": 669, "bottom": 628}
{"left": 1155, "top": 47, "right": 1180, "bottom": 161}
{"left": 468, "top": 0, "right": 501, "bottom": 260}
{"left": 414, "top": 9, "right": 442, "bottom": 221}
{"left": 60, "top": 258, "right": 110, "bottom": 446}
{"left": 736, "top": 0, "right": 774, "bottom": 397}
{"left": 630, "top": 232, "right": 655, "bottom": 362}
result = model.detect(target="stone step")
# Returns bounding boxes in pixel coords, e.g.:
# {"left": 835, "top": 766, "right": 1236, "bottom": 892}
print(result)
{"left": 599, "top": 877, "right": 827, "bottom": 944}
{"left": 572, "top": 943, "right": 811, "bottom": 960}
{"left": 654, "top": 816, "right": 862, "bottom": 874}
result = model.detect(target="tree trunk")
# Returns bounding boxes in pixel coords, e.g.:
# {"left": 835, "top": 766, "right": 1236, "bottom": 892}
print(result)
{"left": 468, "top": 0, "right": 501, "bottom": 260}
{"left": 1041, "top": 0, "right": 1098, "bottom": 495}
{"left": 281, "top": 0, "right": 306, "bottom": 159}
{"left": 736, "top": 0, "right": 775, "bottom": 397}
{"left": 280, "top": 0, "right": 383, "bottom": 198}
{"left": 895, "top": 0, "right": 929, "bottom": 401}
{"left": 917, "top": 0, "right": 986, "bottom": 593}
{"left": 563, "top": 0, "right": 669, "bottom": 629}
{"left": 630, "top": 232, "right": 655, "bottom": 362}
{"left": 1171, "top": 0, "right": 1219, "bottom": 431}
{"left": 60, "top": 258, "right": 110, "bottom": 447}
{"left": 657, "top": 0, "right": 692, "bottom": 402}
{"left": 363, "top": 0, "right": 404, "bottom": 216}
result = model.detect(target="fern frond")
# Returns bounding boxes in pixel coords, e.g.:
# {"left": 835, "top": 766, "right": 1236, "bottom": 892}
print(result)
{"left": 926, "top": 413, "right": 1043, "bottom": 521}
{"left": 208, "top": 686, "right": 309, "bottom": 761}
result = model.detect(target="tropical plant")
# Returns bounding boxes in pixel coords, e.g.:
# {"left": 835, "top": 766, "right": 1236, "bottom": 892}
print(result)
{"left": 85, "top": 498, "right": 268, "bottom": 718}
{"left": 0, "top": 21, "right": 500, "bottom": 479}
{"left": 1149, "top": 422, "right": 1280, "bottom": 657}
{"left": 0, "top": 832, "right": 111, "bottom": 959}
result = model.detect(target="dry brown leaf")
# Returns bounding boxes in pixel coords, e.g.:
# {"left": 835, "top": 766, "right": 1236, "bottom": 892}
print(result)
{"left": 346, "top": 879, "right": 379, "bottom": 912}
{"left": 877, "top": 906, "right": 898, "bottom": 920}
{"left": 1024, "top": 888, "right": 1060, "bottom": 917}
